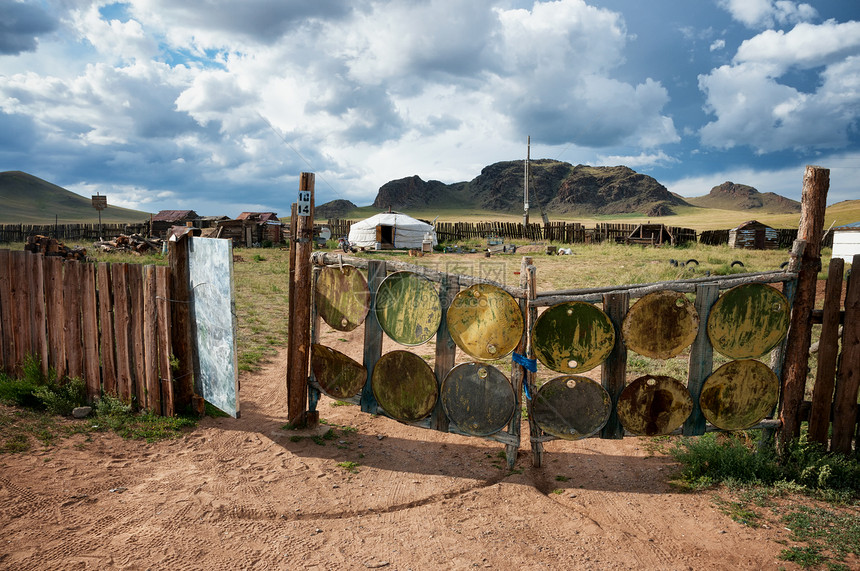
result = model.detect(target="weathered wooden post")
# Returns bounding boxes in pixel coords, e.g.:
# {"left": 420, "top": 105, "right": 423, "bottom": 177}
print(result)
{"left": 779, "top": 165, "right": 829, "bottom": 443}
{"left": 169, "top": 233, "right": 195, "bottom": 412}
{"left": 286, "top": 173, "right": 315, "bottom": 427}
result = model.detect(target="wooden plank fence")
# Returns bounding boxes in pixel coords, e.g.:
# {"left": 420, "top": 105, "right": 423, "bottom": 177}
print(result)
{"left": 0, "top": 249, "right": 178, "bottom": 415}
{"left": 0, "top": 223, "right": 151, "bottom": 244}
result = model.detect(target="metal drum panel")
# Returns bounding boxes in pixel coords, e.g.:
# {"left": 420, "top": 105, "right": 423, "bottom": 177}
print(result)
{"left": 375, "top": 271, "right": 442, "bottom": 346}
{"left": 622, "top": 290, "right": 699, "bottom": 359}
{"left": 371, "top": 350, "right": 438, "bottom": 422}
{"left": 310, "top": 343, "right": 367, "bottom": 399}
{"left": 447, "top": 284, "right": 524, "bottom": 361}
{"left": 440, "top": 362, "right": 517, "bottom": 437}
{"left": 700, "top": 359, "right": 779, "bottom": 430}
{"left": 533, "top": 301, "right": 615, "bottom": 374}
{"left": 532, "top": 376, "right": 611, "bottom": 440}
{"left": 314, "top": 265, "right": 370, "bottom": 332}
{"left": 707, "top": 283, "right": 789, "bottom": 359}
{"left": 617, "top": 375, "right": 693, "bottom": 436}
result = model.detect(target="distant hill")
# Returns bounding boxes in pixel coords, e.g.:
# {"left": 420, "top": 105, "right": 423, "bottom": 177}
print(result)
{"left": 373, "top": 160, "right": 689, "bottom": 217}
{"left": 315, "top": 199, "right": 358, "bottom": 219}
{"left": 0, "top": 171, "right": 151, "bottom": 224}
{"left": 687, "top": 181, "right": 800, "bottom": 213}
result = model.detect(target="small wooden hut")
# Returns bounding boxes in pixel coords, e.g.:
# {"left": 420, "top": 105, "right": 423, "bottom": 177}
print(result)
{"left": 151, "top": 210, "right": 199, "bottom": 238}
{"left": 728, "top": 220, "right": 778, "bottom": 250}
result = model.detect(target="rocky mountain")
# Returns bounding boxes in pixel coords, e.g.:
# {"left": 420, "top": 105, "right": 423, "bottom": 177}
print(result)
{"left": 315, "top": 199, "right": 357, "bottom": 219}
{"left": 687, "top": 181, "right": 800, "bottom": 213}
{"left": 372, "top": 160, "right": 688, "bottom": 216}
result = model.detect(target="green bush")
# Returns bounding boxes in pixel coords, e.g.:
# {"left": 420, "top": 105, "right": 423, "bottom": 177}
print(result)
{"left": 34, "top": 377, "right": 87, "bottom": 416}
{"left": 0, "top": 355, "right": 56, "bottom": 409}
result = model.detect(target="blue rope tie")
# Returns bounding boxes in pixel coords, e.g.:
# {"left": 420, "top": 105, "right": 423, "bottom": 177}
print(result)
{"left": 512, "top": 352, "right": 537, "bottom": 373}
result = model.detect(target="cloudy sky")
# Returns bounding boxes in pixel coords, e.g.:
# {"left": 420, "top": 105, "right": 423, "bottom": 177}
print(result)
{"left": 1, "top": 0, "right": 858, "bottom": 216}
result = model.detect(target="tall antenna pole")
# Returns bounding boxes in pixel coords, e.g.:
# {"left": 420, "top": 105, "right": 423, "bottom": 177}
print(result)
{"left": 523, "top": 136, "right": 530, "bottom": 227}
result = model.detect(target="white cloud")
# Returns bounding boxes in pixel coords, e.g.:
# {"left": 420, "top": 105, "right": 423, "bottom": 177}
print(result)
{"left": 699, "top": 20, "right": 860, "bottom": 153}
{"left": 67, "top": 182, "right": 177, "bottom": 211}
{"left": 718, "top": 0, "right": 818, "bottom": 29}
{"left": 69, "top": 5, "right": 158, "bottom": 63}
{"left": 710, "top": 39, "right": 726, "bottom": 52}
{"left": 596, "top": 151, "right": 679, "bottom": 169}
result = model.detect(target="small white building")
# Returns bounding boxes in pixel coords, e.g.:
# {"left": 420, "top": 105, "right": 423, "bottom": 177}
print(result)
{"left": 347, "top": 212, "right": 437, "bottom": 250}
{"left": 832, "top": 221, "right": 860, "bottom": 265}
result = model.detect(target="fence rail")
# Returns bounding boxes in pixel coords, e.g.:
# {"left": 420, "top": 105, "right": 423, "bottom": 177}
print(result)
{"left": 0, "top": 250, "right": 176, "bottom": 415}
{"left": 0, "top": 223, "right": 151, "bottom": 244}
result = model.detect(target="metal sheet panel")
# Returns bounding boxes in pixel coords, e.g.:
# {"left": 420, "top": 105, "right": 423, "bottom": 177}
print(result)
{"left": 707, "top": 283, "right": 789, "bottom": 359}
{"left": 617, "top": 375, "right": 693, "bottom": 436}
{"left": 375, "top": 271, "right": 441, "bottom": 346}
{"left": 533, "top": 376, "right": 611, "bottom": 440}
{"left": 622, "top": 290, "right": 699, "bottom": 359}
{"left": 447, "top": 284, "right": 524, "bottom": 361}
{"left": 315, "top": 265, "right": 370, "bottom": 332}
{"left": 311, "top": 343, "right": 367, "bottom": 399}
{"left": 441, "top": 362, "right": 516, "bottom": 436}
{"left": 699, "top": 359, "right": 779, "bottom": 430}
{"left": 533, "top": 301, "right": 615, "bottom": 373}
{"left": 188, "top": 237, "right": 239, "bottom": 417}
{"left": 371, "top": 350, "right": 437, "bottom": 422}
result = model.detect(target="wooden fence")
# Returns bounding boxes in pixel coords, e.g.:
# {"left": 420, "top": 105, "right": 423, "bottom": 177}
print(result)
{"left": 0, "top": 250, "right": 178, "bottom": 415}
{"left": 0, "top": 223, "right": 151, "bottom": 243}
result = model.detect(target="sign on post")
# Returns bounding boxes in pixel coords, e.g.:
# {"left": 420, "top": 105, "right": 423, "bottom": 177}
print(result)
{"left": 297, "top": 190, "right": 311, "bottom": 216}
{"left": 92, "top": 195, "right": 107, "bottom": 210}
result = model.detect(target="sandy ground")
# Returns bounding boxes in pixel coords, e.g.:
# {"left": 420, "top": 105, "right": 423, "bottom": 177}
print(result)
{"left": 3, "top": 331, "right": 835, "bottom": 571}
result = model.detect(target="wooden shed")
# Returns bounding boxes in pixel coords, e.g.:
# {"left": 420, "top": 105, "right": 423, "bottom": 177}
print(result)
{"left": 832, "top": 221, "right": 860, "bottom": 264}
{"left": 728, "top": 220, "right": 778, "bottom": 250}
{"left": 623, "top": 223, "right": 675, "bottom": 246}
{"left": 152, "top": 210, "right": 199, "bottom": 238}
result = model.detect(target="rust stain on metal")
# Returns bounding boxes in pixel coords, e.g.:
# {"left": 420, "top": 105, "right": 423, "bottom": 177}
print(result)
{"left": 533, "top": 301, "right": 615, "bottom": 373}
{"left": 371, "top": 350, "right": 438, "bottom": 422}
{"left": 622, "top": 290, "right": 699, "bottom": 359}
{"left": 617, "top": 374, "right": 693, "bottom": 436}
{"left": 440, "top": 362, "right": 516, "bottom": 436}
{"left": 532, "top": 376, "right": 611, "bottom": 440}
{"left": 310, "top": 343, "right": 367, "bottom": 399}
{"left": 314, "top": 265, "right": 370, "bottom": 332}
{"left": 375, "top": 271, "right": 442, "bottom": 346}
{"left": 707, "top": 283, "right": 789, "bottom": 359}
{"left": 699, "top": 359, "right": 779, "bottom": 430}
{"left": 447, "top": 284, "right": 524, "bottom": 361}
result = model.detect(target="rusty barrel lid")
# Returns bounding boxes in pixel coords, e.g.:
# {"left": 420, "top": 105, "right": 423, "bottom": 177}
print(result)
{"left": 622, "top": 290, "right": 699, "bottom": 359}
{"left": 707, "top": 283, "right": 789, "bottom": 359}
{"left": 314, "top": 265, "right": 370, "bottom": 332}
{"left": 371, "top": 350, "right": 438, "bottom": 422}
{"left": 700, "top": 359, "right": 779, "bottom": 430}
{"left": 617, "top": 374, "right": 693, "bottom": 436}
{"left": 310, "top": 343, "right": 367, "bottom": 399}
{"left": 533, "top": 301, "right": 615, "bottom": 374}
{"left": 447, "top": 284, "right": 524, "bottom": 361}
{"left": 375, "top": 271, "right": 442, "bottom": 346}
{"left": 441, "top": 362, "right": 517, "bottom": 437}
{"left": 532, "top": 376, "right": 611, "bottom": 440}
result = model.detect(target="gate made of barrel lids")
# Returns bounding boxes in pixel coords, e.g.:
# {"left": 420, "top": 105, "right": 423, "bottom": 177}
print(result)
{"left": 308, "top": 252, "right": 528, "bottom": 468}
{"left": 307, "top": 248, "right": 800, "bottom": 467}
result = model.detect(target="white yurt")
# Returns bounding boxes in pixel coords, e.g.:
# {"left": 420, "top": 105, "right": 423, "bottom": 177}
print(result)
{"left": 347, "top": 212, "right": 437, "bottom": 250}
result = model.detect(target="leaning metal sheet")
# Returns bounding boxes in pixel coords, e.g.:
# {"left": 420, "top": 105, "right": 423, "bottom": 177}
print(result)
{"left": 699, "top": 359, "right": 779, "bottom": 430}
{"left": 447, "top": 284, "right": 524, "bottom": 360}
{"left": 315, "top": 265, "right": 370, "bottom": 332}
{"left": 371, "top": 350, "right": 438, "bottom": 422}
{"left": 441, "top": 362, "right": 517, "bottom": 437}
{"left": 375, "top": 271, "right": 442, "bottom": 346}
{"left": 532, "top": 376, "right": 611, "bottom": 440}
{"left": 310, "top": 343, "right": 367, "bottom": 399}
{"left": 533, "top": 301, "right": 615, "bottom": 373}
{"left": 622, "top": 290, "right": 699, "bottom": 359}
{"left": 617, "top": 374, "right": 693, "bottom": 436}
{"left": 187, "top": 237, "right": 239, "bottom": 417}
{"left": 707, "top": 283, "right": 789, "bottom": 359}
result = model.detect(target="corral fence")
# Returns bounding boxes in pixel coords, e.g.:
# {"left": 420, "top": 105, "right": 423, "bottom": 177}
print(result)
{"left": 700, "top": 228, "right": 834, "bottom": 249}
{"left": 0, "top": 223, "right": 151, "bottom": 243}
{"left": 0, "top": 236, "right": 229, "bottom": 416}
{"left": 327, "top": 219, "right": 696, "bottom": 246}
